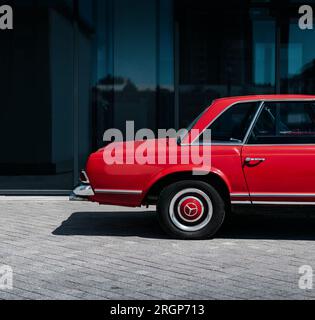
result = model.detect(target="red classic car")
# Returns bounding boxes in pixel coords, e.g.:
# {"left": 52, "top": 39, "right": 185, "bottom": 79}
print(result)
{"left": 71, "top": 95, "right": 315, "bottom": 239}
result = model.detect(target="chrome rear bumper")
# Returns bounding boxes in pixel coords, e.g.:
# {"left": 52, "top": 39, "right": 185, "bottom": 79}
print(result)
{"left": 70, "top": 171, "right": 95, "bottom": 202}
{"left": 70, "top": 184, "right": 95, "bottom": 201}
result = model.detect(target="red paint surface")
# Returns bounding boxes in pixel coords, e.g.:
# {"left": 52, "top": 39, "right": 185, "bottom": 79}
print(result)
{"left": 84, "top": 95, "right": 315, "bottom": 206}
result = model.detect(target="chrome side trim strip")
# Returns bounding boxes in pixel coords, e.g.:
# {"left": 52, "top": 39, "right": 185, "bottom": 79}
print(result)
{"left": 253, "top": 201, "right": 315, "bottom": 206}
{"left": 232, "top": 200, "right": 315, "bottom": 205}
{"left": 231, "top": 201, "right": 252, "bottom": 205}
{"left": 231, "top": 193, "right": 315, "bottom": 198}
{"left": 251, "top": 193, "right": 315, "bottom": 198}
{"left": 95, "top": 189, "right": 142, "bottom": 195}
{"left": 231, "top": 193, "right": 250, "bottom": 197}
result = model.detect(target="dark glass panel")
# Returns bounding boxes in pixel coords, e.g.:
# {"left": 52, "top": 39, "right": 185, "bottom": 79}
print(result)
{"left": 280, "top": 6, "right": 315, "bottom": 94}
{"left": 249, "top": 102, "right": 315, "bottom": 144}
{"left": 209, "top": 102, "right": 260, "bottom": 143}
{"left": 176, "top": 0, "right": 276, "bottom": 128}
{"left": 0, "top": 1, "right": 74, "bottom": 191}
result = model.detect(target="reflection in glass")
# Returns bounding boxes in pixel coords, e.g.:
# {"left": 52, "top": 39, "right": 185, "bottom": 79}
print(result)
{"left": 177, "top": 1, "right": 276, "bottom": 128}
{"left": 282, "top": 19, "right": 315, "bottom": 94}
{"left": 0, "top": 1, "right": 75, "bottom": 191}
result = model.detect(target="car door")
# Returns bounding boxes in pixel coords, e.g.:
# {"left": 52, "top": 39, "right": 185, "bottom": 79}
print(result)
{"left": 198, "top": 101, "right": 261, "bottom": 203}
{"left": 242, "top": 100, "right": 315, "bottom": 204}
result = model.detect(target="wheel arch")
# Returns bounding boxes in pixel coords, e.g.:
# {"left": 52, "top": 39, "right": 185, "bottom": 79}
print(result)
{"left": 143, "top": 169, "right": 231, "bottom": 208}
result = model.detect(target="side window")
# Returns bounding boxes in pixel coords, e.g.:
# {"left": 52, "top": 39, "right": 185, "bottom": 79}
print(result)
{"left": 201, "top": 102, "right": 260, "bottom": 143}
{"left": 248, "top": 102, "right": 315, "bottom": 144}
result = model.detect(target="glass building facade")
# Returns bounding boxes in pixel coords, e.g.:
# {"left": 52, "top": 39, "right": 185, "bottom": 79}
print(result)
{"left": 1, "top": 0, "right": 315, "bottom": 194}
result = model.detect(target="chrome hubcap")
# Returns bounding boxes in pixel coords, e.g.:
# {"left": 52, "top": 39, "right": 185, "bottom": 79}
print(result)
{"left": 178, "top": 197, "right": 204, "bottom": 223}
{"left": 169, "top": 188, "right": 213, "bottom": 232}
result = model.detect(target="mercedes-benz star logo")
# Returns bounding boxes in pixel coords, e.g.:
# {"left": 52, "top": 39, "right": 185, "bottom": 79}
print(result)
{"left": 184, "top": 203, "right": 199, "bottom": 217}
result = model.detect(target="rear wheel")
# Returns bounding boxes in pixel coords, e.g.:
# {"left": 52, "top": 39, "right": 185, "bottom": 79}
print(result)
{"left": 157, "top": 181, "right": 226, "bottom": 239}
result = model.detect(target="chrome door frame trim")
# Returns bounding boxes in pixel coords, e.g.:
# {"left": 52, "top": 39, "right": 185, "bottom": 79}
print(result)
{"left": 242, "top": 101, "right": 265, "bottom": 145}
{"left": 181, "top": 100, "right": 264, "bottom": 146}
{"left": 244, "top": 99, "right": 315, "bottom": 146}
{"left": 180, "top": 98, "right": 315, "bottom": 147}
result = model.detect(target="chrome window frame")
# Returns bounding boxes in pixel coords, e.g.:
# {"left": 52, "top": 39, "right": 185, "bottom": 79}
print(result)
{"left": 180, "top": 99, "right": 315, "bottom": 147}
{"left": 244, "top": 99, "right": 315, "bottom": 146}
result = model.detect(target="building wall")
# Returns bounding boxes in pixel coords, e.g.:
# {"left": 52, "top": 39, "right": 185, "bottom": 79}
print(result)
{"left": 0, "top": 0, "right": 315, "bottom": 193}
{"left": 0, "top": 5, "right": 53, "bottom": 173}
{"left": 49, "top": 9, "right": 74, "bottom": 174}
{"left": 113, "top": 0, "right": 157, "bottom": 132}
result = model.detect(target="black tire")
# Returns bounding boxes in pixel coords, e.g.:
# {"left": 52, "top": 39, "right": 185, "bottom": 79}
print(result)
{"left": 157, "top": 180, "right": 226, "bottom": 240}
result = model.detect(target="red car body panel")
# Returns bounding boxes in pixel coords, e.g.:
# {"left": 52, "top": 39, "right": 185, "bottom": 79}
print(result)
{"left": 82, "top": 95, "right": 315, "bottom": 207}
{"left": 242, "top": 145, "right": 315, "bottom": 202}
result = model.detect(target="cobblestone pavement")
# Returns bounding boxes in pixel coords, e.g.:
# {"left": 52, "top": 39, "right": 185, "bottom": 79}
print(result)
{"left": 0, "top": 197, "right": 315, "bottom": 300}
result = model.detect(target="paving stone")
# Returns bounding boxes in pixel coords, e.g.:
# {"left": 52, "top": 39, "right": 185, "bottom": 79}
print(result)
{"left": 0, "top": 199, "right": 315, "bottom": 300}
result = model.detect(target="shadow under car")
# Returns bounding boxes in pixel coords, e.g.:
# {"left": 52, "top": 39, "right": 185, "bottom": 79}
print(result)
{"left": 53, "top": 207, "right": 315, "bottom": 241}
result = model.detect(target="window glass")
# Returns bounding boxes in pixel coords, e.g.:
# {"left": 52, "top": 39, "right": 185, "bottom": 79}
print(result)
{"left": 248, "top": 102, "right": 315, "bottom": 144}
{"left": 200, "top": 102, "right": 259, "bottom": 143}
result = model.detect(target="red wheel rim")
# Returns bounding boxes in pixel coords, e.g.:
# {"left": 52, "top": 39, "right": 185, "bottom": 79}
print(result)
{"left": 178, "top": 197, "right": 204, "bottom": 223}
